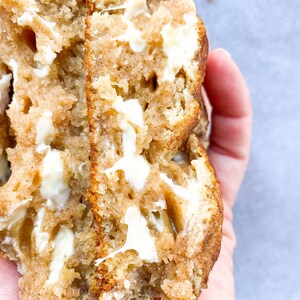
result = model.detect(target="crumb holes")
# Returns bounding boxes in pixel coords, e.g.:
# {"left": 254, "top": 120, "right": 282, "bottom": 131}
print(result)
{"left": 169, "top": 216, "right": 178, "bottom": 235}
{"left": 19, "top": 217, "right": 34, "bottom": 255}
{"left": 21, "top": 27, "right": 37, "bottom": 52}
{"left": 70, "top": 125, "right": 84, "bottom": 137}
{"left": 152, "top": 211, "right": 160, "bottom": 220}
{"left": 143, "top": 102, "right": 149, "bottom": 111}
{"left": 73, "top": 278, "right": 89, "bottom": 294}
{"left": 13, "top": 181, "right": 21, "bottom": 192}
{"left": 176, "top": 67, "right": 187, "bottom": 85}
{"left": 181, "top": 99, "right": 186, "bottom": 110}
{"left": 50, "top": 224, "right": 61, "bottom": 241}
{"left": 116, "top": 147, "right": 122, "bottom": 156}
{"left": 140, "top": 73, "right": 159, "bottom": 92}
{"left": 177, "top": 68, "right": 187, "bottom": 78}
{"left": 147, "top": 46, "right": 156, "bottom": 57}
{"left": 23, "top": 97, "right": 33, "bottom": 114}
{"left": 8, "top": 124, "right": 17, "bottom": 149}
{"left": 113, "top": 85, "right": 125, "bottom": 97}
{"left": 8, "top": 74, "right": 14, "bottom": 107}
{"left": 32, "top": 172, "right": 40, "bottom": 187}
{"left": 128, "top": 85, "right": 136, "bottom": 96}
{"left": 150, "top": 73, "right": 158, "bottom": 91}
{"left": 128, "top": 191, "right": 134, "bottom": 200}
{"left": 146, "top": 0, "right": 152, "bottom": 13}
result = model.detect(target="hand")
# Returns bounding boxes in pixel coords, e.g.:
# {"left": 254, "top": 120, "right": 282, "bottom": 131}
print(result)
{"left": 0, "top": 49, "right": 251, "bottom": 300}
{"left": 0, "top": 258, "right": 19, "bottom": 299}
{"left": 200, "top": 49, "right": 252, "bottom": 299}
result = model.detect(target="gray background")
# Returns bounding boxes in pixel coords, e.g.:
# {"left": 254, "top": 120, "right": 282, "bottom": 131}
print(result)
{"left": 195, "top": 1, "right": 300, "bottom": 299}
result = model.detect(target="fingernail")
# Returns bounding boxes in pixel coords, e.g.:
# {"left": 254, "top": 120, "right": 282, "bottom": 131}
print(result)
{"left": 213, "top": 48, "right": 232, "bottom": 59}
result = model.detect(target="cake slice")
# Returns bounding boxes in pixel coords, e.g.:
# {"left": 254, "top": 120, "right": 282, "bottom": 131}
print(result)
{"left": 0, "top": 1, "right": 98, "bottom": 298}
{"left": 86, "top": 0, "right": 223, "bottom": 299}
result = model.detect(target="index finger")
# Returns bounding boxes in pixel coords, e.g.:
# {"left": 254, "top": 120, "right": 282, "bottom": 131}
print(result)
{"left": 204, "top": 49, "right": 252, "bottom": 206}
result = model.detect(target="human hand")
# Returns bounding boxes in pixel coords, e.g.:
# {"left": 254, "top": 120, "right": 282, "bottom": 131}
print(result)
{"left": 0, "top": 49, "right": 251, "bottom": 300}
{"left": 0, "top": 258, "right": 19, "bottom": 299}
{"left": 200, "top": 49, "right": 252, "bottom": 299}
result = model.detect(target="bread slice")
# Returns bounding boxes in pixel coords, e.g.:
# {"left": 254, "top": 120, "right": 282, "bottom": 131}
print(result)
{"left": 0, "top": 1, "right": 98, "bottom": 298}
{"left": 0, "top": 0, "right": 222, "bottom": 298}
{"left": 86, "top": 0, "right": 223, "bottom": 299}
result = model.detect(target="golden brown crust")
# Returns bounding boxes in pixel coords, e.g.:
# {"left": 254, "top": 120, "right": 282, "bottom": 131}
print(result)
{"left": 193, "top": 23, "right": 209, "bottom": 145}
{"left": 188, "top": 30, "right": 222, "bottom": 295}
{"left": 85, "top": 12, "right": 111, "bottom": 296}
{"left": 188, "top": 135, "right": 223, "bottom": 296}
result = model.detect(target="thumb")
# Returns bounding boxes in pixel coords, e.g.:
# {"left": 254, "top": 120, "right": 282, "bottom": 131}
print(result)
{"left": 0, "top": 258, "right": 20, "bottom": 300}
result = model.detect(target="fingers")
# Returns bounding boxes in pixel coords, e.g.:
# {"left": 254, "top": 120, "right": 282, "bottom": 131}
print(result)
{"left": 204, "top": 49, "right": 251, "bottom": 119}
{"left": 204, "top": 49, "right": 252, "bottom": 206}
{"left": 0, "top": 258, "right": 20, "bottom": 300}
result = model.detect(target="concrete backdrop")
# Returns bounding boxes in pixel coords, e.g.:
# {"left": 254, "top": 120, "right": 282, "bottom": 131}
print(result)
{"left": 195, "top": 1, "right": 300, "bottom": 299}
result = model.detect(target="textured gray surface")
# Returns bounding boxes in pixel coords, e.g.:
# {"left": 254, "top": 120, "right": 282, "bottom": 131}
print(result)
{"left": 195, "top": 1, "right": 300, "bottom": 299}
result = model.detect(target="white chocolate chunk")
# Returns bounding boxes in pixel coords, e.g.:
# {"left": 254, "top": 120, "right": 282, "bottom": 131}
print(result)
{"left": 40, "top": 150, "right": 70, "bottom": 210}
{"left": 124, "top": 279, "right": 131, "bottom": 289}
{"left": 0, "top": 200, "right": 31, "bottom": 231}
{"left": 33, "top": 208, "right": 49, "bottom": 253}
{"left": 106, "top": 98, "right": 149, "bottom": 191}
{"left": 17, "top": 12, "right": 34, "bottom": 26}
{"left": 102, "top": 292, "right": 125, "bottom": 300}
{"left": 106, "top": 121, "right": 149, "bottom": 191}
{"left": 155, "top": 199, "right": 167, "bottom": 210}
{"left": 161, "top": 14, "right": 199, "bottom": 82}
{"left": 112, "top": 0, "right": 149, "bottom": 52}
{"left": 46, "top": 226, "right": 74, "bottom": 285}
{"left": 17, "top": 9, "right": 60, "bottom": 66}
{"left": 116, "top": 19, "right": 147, "bottom": 53}
{"left": 150, "top": 211, "right": 165, "bottom": 232}
{"left": 36, "top": 110, "right": 56, "bottom": 153}
{"left": 33, "top": 65, "right": 50, "bottom": 78}
{"left": 160, "top": 159, "right": 206, "bottom": 224}
{"left": 40, "top": 45, "right": 57, "bottom": 65}
{"left": 150, "top": 200, "right": 167, "bottom": 232}
{"left": 123, "top": 0, "right": 149, "bottom": 20}
{"left": 36, "top": 16, "right": 60, "bottom": 39}
{"left": 95, "top": 206, "right": 158, "bottom": 265}
{"left": 78, "top": 162, "right": 86, "bottom": 173}
{"left": 113, "top": 98, "right": 144, "bottom": 128}
{"left": 172, "top": 151, "right": 188, "bottom": 166}
{"left": 103, "top": 0, "right": 148, "bottom": 19}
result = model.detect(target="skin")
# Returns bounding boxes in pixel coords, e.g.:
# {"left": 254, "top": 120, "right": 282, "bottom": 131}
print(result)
{"left": 200, "top": 49, "right": 252, "bottom": 300}
{"left": 0, "top": 49, "right": 252, "bottom": 299}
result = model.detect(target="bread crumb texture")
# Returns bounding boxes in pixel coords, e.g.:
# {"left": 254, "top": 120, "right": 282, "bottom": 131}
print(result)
{"left": 86, "top": 0, "right": 222, "bottom": 299}
{"left": 0, "top": 1, "right": 98, "bottom": 299}
{"left": 0, "top": 0, "right": 222, "bottom": 299}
